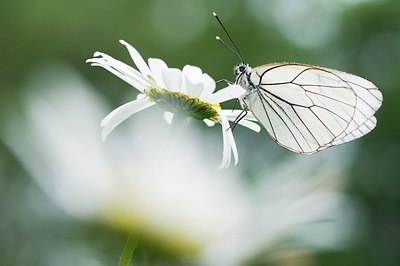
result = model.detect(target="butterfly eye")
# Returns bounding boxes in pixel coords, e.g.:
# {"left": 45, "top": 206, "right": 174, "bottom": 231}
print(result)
{"left": 234, "top": 64, "right": 247, "bottom": 75}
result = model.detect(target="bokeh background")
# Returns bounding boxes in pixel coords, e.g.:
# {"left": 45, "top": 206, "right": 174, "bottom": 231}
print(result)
{"left": 1, "top": 0, "right": 399, "bottom": 265}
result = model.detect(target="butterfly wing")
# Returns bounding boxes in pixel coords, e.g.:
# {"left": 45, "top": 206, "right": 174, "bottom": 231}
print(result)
{"left": 244, "top": 63, "right": 382, "bottom": 154}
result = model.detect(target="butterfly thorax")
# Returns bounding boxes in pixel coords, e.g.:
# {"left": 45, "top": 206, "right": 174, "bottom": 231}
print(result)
{"left": 234, "top": 63, "right": 258, "bottom": 110}
{"left": 234, "top": 63, "right": 257, "bottom": 92}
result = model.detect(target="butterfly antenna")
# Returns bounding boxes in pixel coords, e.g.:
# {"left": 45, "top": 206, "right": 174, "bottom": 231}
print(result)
{"left": 213, "top": 12, "right": 244, "bottom": 62}
{"left": 215, "top": 36, "right": 242, "bottom": 61}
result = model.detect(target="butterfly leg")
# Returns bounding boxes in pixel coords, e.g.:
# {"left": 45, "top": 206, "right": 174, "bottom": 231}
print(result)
{"left": 228, "top": 108, "right": 248, "bottom": 132}
{"left": 216, "top": 79, "right": 233, "bottom": 86}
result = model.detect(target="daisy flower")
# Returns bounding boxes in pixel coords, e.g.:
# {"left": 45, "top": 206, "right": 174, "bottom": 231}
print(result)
{"left": 86, "top": 40, "right": 260, "bottom": 168}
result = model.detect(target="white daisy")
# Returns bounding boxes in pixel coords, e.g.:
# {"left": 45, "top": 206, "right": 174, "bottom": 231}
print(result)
{"left": 86, "top": 40, "right": 260, "bottom": 168}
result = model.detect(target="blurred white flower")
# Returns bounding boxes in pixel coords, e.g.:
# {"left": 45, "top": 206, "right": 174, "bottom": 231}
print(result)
{"left": 201, "top": 153, "right": 356, "bottom": 265}
{"left": 2, "top": 64, "right": 357, "bottom": 265}
{"left": 3, "top": 65, "right": 250, "bottom": 254}
{"left": 87, "top": 40, "right": 260, "bottom": 168}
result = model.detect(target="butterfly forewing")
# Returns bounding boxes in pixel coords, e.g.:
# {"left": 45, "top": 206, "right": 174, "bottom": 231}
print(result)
{"left": 245, "top": 63, "right": 382, "bottom": 153}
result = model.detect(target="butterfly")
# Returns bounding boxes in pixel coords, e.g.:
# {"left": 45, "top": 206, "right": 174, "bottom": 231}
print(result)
{"left": 214, "top": 12, "right": 383, "bottom": 154}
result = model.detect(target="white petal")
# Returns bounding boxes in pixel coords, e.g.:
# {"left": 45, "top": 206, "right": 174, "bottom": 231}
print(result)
{"left": 218, "top": 124, "right": 230, "bottom": 169}
{"left": 199, "top": 73, "right": 216, "bottom": 99}
{"left": 119, "top": 40, "right": 153, "bottom": 79}
{"left": 163, "top": 112, "right": 173, "bottom": 125}
{"left": 205, "top": 85, "right": 246, "bottom": 103}
{"left": 101, "top": 98, "right": 155, "bottom": 140}
{"left": 183, "top": 65, "right": 203, "bottom": 83}
{"left": 222, "top": 110, "right": 261, "bottom": 132}
{"left": 182, "top": 66, "right": 204, "bottom": 96}
{"left": 87, "top": 54, "right": 151, "bottom": 92}
{"left": 148, "top": 58, "right": 168, "bottom": 87}
{"left": 162, "top": 68, "right": 183, "bottom": 92}
{"left": 88, "top": 62, "right": 147, "bottom": 93}
{"left": 203, "top": 119, "right": 216, "bottom": 127}
{"left": 233, "top": 118, "right": 261, "bottom": 132}
{"left": 136, "top": 93, "right": 147, "bottom": 100}
{"left": 185, "top": 78, "right": 204, "bottom": 98}
{"left": 215, "top": 108, "right": 238, "bottom": 169}
{"left": 225, "top": 110, "right": 258, "bottom": 121}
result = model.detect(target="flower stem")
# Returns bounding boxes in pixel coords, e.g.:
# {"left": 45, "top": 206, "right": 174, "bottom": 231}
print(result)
{"left": 118, "top": 232, "right": 139, "bottom": 266}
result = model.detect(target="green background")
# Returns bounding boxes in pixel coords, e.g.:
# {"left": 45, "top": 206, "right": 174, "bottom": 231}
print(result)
{"left": 1, "top": 0, "right": 399, "bottom": 265}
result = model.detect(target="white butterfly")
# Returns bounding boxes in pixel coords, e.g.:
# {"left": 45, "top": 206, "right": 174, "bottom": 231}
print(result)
{"left": 213, "top": 12, "right": 383, "bottom": 154}
{"left": 235, "top": 62, "right": 383, "bottom": 154}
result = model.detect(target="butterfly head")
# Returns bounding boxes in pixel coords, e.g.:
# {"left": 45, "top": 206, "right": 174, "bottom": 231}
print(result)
{"left": 234, "top": 63, "right": 253, "bottom": 91}
{"left": 234, "top": 63, "right": 251, "bottom": 77}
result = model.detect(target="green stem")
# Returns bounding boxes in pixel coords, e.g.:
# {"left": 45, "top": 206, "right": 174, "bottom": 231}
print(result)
{"left": 118, "top": 232, "right": 139, "bottom": 266}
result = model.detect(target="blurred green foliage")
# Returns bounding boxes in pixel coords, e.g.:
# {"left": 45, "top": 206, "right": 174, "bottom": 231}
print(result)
{"left": 1, "top": 0, "right": 400, "bottom": 265}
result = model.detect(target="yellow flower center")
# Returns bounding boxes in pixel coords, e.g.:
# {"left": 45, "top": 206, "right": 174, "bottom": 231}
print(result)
{"left": 144, "top": 87, "right": 220, "bottom": 122}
